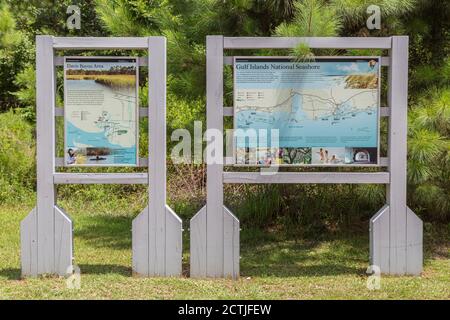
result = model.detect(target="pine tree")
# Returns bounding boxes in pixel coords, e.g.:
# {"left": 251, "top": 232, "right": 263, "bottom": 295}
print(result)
{"left": 0, "top": 2, "right": 32, "bottom": 110}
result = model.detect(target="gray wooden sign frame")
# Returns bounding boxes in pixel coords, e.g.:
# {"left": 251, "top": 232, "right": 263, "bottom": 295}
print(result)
{"left": 21, "top": 36, "right": 182, "bottom": 277}
{"left": 190, "top": 36, "right": 423, "bottom": 279}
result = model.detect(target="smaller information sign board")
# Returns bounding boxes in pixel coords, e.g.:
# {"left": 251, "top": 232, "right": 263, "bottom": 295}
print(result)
{"left": 64, "top": 57, "right": 139, "bottom": 166}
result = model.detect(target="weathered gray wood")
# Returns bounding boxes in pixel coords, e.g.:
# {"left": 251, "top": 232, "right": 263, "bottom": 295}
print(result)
{"left": 233, "top": 213, "right": 240, "bottom": 279}
{"left": 36, "top": 35, "right": 56, "bottom": 274}
{"left": 370, "top": 205, "right": 390, "bottom": 273}
{"left": 133, "top": 204, "right": 183, "bottom": 277}
{"left": 190, "top": 206, "right": 239, "bottom": 278}
{"left": 54, "top": 206, "right": 73, "bottom": 276}
{"left": 370, "top": 36, "right": 424, "bottom": 276}
{"left": 223, "top": 172, "right": 389, "bottom": 184}
{"left": 21, "top": 206, "right": 73, "bottom": 277}
{"left": 132, "top": 36, "right": 182, "bottom": 277}
{"left": 387, "top": 36, "right": 409, "bottom": 275}
{"left": 223, "top": 207, "right": 239, "bottom": 279}
{"left": 190, "top": 36, "right": 240, "bottom": 278}
{"left": 54, "top": 173, "right": 148, "bottom": 184}
{"left": 21, "top": 36, "right": 74, "bottom": 277}
{"left": 190, "top": 206, "right": 207, "bottom": 278}
{"left": 132, "top": 206, "right": 149, "bottom": 276}
{"left": 370, "top": 205, "right": 423, "bottom": 275}
{"left": 165, "top": 205, "right": 183, "bottom": 276}
{"left": 20, "top": 207, "right": 37, "bottom": 277}
{"left": 53, "top": 37, "right": 148, "bottom": 49}
{"left": 148, "top": 36, "right": 167, "bottom": 276}
{"left": 206, "top": 35, "right": 225, "bottom": 277}
{"left": 224, "top": 37, "right": 391, "bottom": 49}
{"left": 406, "top": 207, "right": 423, "bottom": 275}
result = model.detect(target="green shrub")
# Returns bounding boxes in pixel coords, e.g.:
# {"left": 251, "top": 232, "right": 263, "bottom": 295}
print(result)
{"left": 408, "top": 87, "right": 450, "bottom": 220}
{"left": 0, "top": 110, "right": 35, "bottom": 203}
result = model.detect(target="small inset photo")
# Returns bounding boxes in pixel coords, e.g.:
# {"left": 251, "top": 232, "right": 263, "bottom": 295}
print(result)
{"left": 86, "top": 147, "right": 112, "bottom": 164}
{"left": 345, "top": 147, "right": 378, "bottom": 164}
{"left": 66, "top": 147, "right": 86, "bottom": 165}
{"left": 311, "top": 147, "right": 346, "bottom": 165}
{"left": 279, "top": 147, "right": 311, "bottom": 165}
{"left": 236, "top": 147, "right": 257, "bottom": 165}
{"left": 255, "top": 147, "right": 278, "bottom": 165}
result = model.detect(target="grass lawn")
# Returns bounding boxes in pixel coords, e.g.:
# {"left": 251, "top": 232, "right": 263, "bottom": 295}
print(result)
{"left": 0, "top": 204, "right": 448, "bottom": 300}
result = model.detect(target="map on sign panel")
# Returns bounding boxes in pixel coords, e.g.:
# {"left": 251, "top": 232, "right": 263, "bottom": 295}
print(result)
{"left": 234, "top": 57, "right": 380, "bottom": 166}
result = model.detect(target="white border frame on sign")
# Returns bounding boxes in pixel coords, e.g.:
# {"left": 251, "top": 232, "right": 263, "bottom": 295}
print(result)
{"left": 63, "top": 56, "right": 140, "bottom": 167}
{"left": 232, "top": 56, "right": 382, "bottom": 167}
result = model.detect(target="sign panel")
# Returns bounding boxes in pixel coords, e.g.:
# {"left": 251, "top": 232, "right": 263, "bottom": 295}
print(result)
{"left": 64, "top": 57, "right": 139, "bottom": 166}
{"left": 234, "top": 57, "right": 380, "bottom": 166}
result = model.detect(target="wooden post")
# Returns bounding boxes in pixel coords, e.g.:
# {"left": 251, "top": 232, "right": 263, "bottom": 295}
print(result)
{"left": 190, "top": 36, "right": 240, "bottom": 279}
{"left": 370, "top": 36, "right": 422, "bottom": 275}
{"left": 21, "top": 35, "right": 73, "bottom": 277}
{"left": 132, "top": 37, "right": 182, "bottom": 277}
{"left": 206, "top": 35, "right": 225, "bottom": 277}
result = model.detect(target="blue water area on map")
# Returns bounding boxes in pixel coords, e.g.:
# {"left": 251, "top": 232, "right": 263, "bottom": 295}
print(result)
{"left": 236, "top": 110, "right": 377, "bottom": 148}
{"left": 65, "top": 78, "right": 137, "bottom": 165}
{"left": 66, "top": 121, "right": 136, "bottom": 164}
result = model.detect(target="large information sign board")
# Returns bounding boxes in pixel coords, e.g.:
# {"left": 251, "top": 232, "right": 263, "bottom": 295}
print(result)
{"left": 64, "top": 57, "right": 139, "bottom": 166}
{"left": 234, "top": 57, "right": 380, "bottom": 166}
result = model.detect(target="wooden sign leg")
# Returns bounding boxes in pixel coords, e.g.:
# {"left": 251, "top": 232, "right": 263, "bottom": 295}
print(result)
{"left": 132, "top": 37, "right": 182, "bottom": 277}
{"left": 189, "top": 36, "right": 240, "bottom": 279}
{"left": 21, "top": 36, "right": 73, "bottom": 277}
{"left": 370, "top": 36, "right": 422, "bottom": 275}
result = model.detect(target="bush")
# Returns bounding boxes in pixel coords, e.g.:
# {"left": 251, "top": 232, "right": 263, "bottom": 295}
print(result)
{"left": 0, "top": 110, "right": 35, "bottom": 203}
{"left": 408, "top": 87, "right": 450, "bottom": 220}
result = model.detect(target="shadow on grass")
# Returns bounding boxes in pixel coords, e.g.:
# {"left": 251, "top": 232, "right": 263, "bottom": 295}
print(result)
{"left": 0, "top": 265, "right": 132, "bottom": 279}
{"left": 74, "top": 217, "right": 369, "bottom": 278}
{"left": 74, "top": 214, "right": 132, "bottom": 250}
{"left": 0, "top": 268, "right": 21, "bottom": 280}
{"left": 240, "top": 230, "right": 369, "bottom": 277}
{"left": 78, "top": 264, "right": 131, "bottom": 276}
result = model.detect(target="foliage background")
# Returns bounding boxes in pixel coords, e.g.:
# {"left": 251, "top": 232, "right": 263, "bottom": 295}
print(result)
{"left": 0, "top": 0, "right": 448, "bottom": 234}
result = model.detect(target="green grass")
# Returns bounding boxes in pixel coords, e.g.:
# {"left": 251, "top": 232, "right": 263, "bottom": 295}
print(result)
{"left": 0, "top": 204, "right": 448, "bottom": 300}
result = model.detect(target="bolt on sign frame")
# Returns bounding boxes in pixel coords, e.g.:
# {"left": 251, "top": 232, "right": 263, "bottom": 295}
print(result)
{"left": 21, "top": 36, "right": 182, "bottom": 277}
{"left": 190, "top": 36, "right": 423, "bottom": 279}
